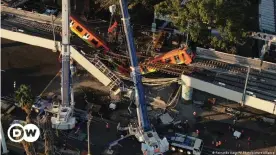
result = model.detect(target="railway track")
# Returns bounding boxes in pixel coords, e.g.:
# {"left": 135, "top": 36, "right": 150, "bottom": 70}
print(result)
{"left": 2, "top": 14, "right": 62, "bottom": 33}
{"left": 192, "top": 58, "right": 248, "bottom": 74}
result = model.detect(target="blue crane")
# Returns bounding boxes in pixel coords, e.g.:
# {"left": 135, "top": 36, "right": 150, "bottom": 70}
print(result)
{"left": 117, "top": 0, "right": 169, "bottom": 154}
{"left": 118, "top": 0, "right": 151, "bottom": 132}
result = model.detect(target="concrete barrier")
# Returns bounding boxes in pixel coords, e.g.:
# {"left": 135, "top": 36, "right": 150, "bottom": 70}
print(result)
{"left": 196, "top": 47, "right": 276, "bottom": 72}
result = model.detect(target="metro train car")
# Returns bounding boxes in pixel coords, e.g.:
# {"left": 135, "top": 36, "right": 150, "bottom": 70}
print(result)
{"left": 140, "top": 48, "right": 193, "bottom": 74}
{"left": 69, "top": 15, "right": 110, "bottom": 53}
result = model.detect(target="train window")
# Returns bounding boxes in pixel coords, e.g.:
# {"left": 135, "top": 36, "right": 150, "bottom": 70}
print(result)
{"left": 91, "top": 39, "right": 98, "bottom": 46}
{"left": 181, "top": 53, "right": 185, "bottom": 59}
{"left": 174, "top": 55, "right": 181, "bottom": 63}
{"left": 165, "top": 58, "right": 171, "bottom": 63}
{"left": 76, "top": 26, "right": 83, "bottom": 32}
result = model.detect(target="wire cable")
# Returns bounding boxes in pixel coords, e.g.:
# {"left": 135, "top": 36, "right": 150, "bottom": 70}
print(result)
{"left": 39, "top": 70, "right": 61, "bottom": 97}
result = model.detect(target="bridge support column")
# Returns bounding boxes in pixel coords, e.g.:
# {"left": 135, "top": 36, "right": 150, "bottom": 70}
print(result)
{"left": 182, "top": 84, "right": 193, "bottom": 102}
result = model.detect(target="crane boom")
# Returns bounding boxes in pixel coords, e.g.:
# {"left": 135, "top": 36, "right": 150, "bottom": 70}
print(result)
{"left": 51, "top": 0, "right": 76, "bottom": 130}
{"left": 118, "top": 1, "right": 169, "bottom": 154}
{"left": 118, "top": 0, "right": 151, "bottom": 132}
{"left": 61, "top": 0, "right": 71, "bottom": 107}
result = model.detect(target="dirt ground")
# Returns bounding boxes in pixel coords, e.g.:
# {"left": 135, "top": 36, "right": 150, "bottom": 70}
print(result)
{"left": 1, "top": 38, "right": 59, "bottom": 75}
{"left": 1, "top": 38, "right": 116, "bottom": 97}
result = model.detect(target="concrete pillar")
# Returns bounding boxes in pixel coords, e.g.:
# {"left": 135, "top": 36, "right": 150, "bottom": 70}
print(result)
{"left": 0, "top": 123, "right": 9, "bottom": 154}
{"left": 182, "top": 84, "right": 193, "bottom": 101}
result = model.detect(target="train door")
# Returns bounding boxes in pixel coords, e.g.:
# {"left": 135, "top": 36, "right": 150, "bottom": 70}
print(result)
{"left": 173, "top": 55, "right": 181, "bottom": 64}
{"left": 90, "top": 38, "right": 100, "bottom": 48}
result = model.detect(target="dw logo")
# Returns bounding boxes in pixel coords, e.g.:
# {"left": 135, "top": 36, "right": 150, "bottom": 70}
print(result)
{"left": 7, "top": 123, "right": 40, "bottom": 142}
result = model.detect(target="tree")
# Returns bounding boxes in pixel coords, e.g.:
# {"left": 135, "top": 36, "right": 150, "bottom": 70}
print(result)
{"left": 15, "top": 85, "right": 34, "bottom": 123}
{"left": 39, "top": 114, "right": 54, "bottom": 155}
{"left": 14, "top": 84, "right": 36, "bottom": 155}
{"left": 155, "top": 0, "right": 255, "bottom": 53}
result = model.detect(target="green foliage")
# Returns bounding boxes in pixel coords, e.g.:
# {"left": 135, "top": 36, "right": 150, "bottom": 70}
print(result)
{"left": 14, "top": 84, "right": 34, "bottom": 115}
{"left": 94, "top": 0, "right": 157, "bottom": 11}
{"left": 155, "top": 0, "right": 255, "bottom": 52}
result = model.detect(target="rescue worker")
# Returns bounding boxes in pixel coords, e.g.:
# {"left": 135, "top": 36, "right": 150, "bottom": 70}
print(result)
{"left": 106, "top": 122, "right": 110, "bottom": 132}
{"left": 75, "top": 122, "right": 81, "bottom": 134}
{"left": 196, "top": 129, "right": 199, "bottom": 135}
{"left": 233, "top": 119, "right": 237, "bottom": 125}
{"left": 215, "top": 142, "right": 219, "bottom": 148}
{"left": 218, "top": 141, "right": 222, "bottom": 148}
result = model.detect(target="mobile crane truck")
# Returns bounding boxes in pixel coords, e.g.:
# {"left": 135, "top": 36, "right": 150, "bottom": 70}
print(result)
{"left": 103, "top": 0, "right": 169, "bottom": 154}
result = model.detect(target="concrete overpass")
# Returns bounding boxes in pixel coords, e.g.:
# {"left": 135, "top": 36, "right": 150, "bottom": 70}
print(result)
{"left": 1, "top": 29, "right": 122, "bottom": 95}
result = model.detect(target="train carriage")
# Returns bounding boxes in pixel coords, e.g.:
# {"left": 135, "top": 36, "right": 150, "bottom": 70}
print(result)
{"left": 140, "top": 48, "right": 193, "bottom": 74}
{"left": 69, "top": 15, "right": 110, "bottom": 53}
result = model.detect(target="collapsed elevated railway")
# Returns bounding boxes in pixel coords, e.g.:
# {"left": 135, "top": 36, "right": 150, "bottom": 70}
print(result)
{"left": 1, "top": 6, "right": 276, "bottom": 115}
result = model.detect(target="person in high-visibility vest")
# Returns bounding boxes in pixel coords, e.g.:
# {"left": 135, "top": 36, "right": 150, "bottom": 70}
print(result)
{"left": 106, "top": 122, "right": 110, "bottom": 132}
{"left": 218, "top": 141, "right": 222, "bottom": 147}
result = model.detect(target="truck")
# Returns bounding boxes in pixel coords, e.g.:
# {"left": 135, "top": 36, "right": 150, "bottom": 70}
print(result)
{"left": 167, "top": 133, "right": 204, "bottom": 155}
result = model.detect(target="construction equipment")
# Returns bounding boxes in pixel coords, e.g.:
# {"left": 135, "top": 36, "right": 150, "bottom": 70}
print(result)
{"left": 167, "top": 133, "right": 204, "bottom": 155}
{"left": 51, "top": 0, "right": 76, "bottom": 130}
{"left": 107, "top": 0, "right": 170, "bottom": 154}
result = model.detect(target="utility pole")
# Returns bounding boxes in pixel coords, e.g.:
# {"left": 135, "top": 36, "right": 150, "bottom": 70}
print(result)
{"left": 241, "top": 66, "right": 251, "bottom": 106}
{"left": 87, "top": 112, "right": 92, "bottom": 155}
{"left": 61, "top": 0, "right": 71, "bottom": 107}
{"left": 185, "top": 22, "right": 190, "bottom": 46}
